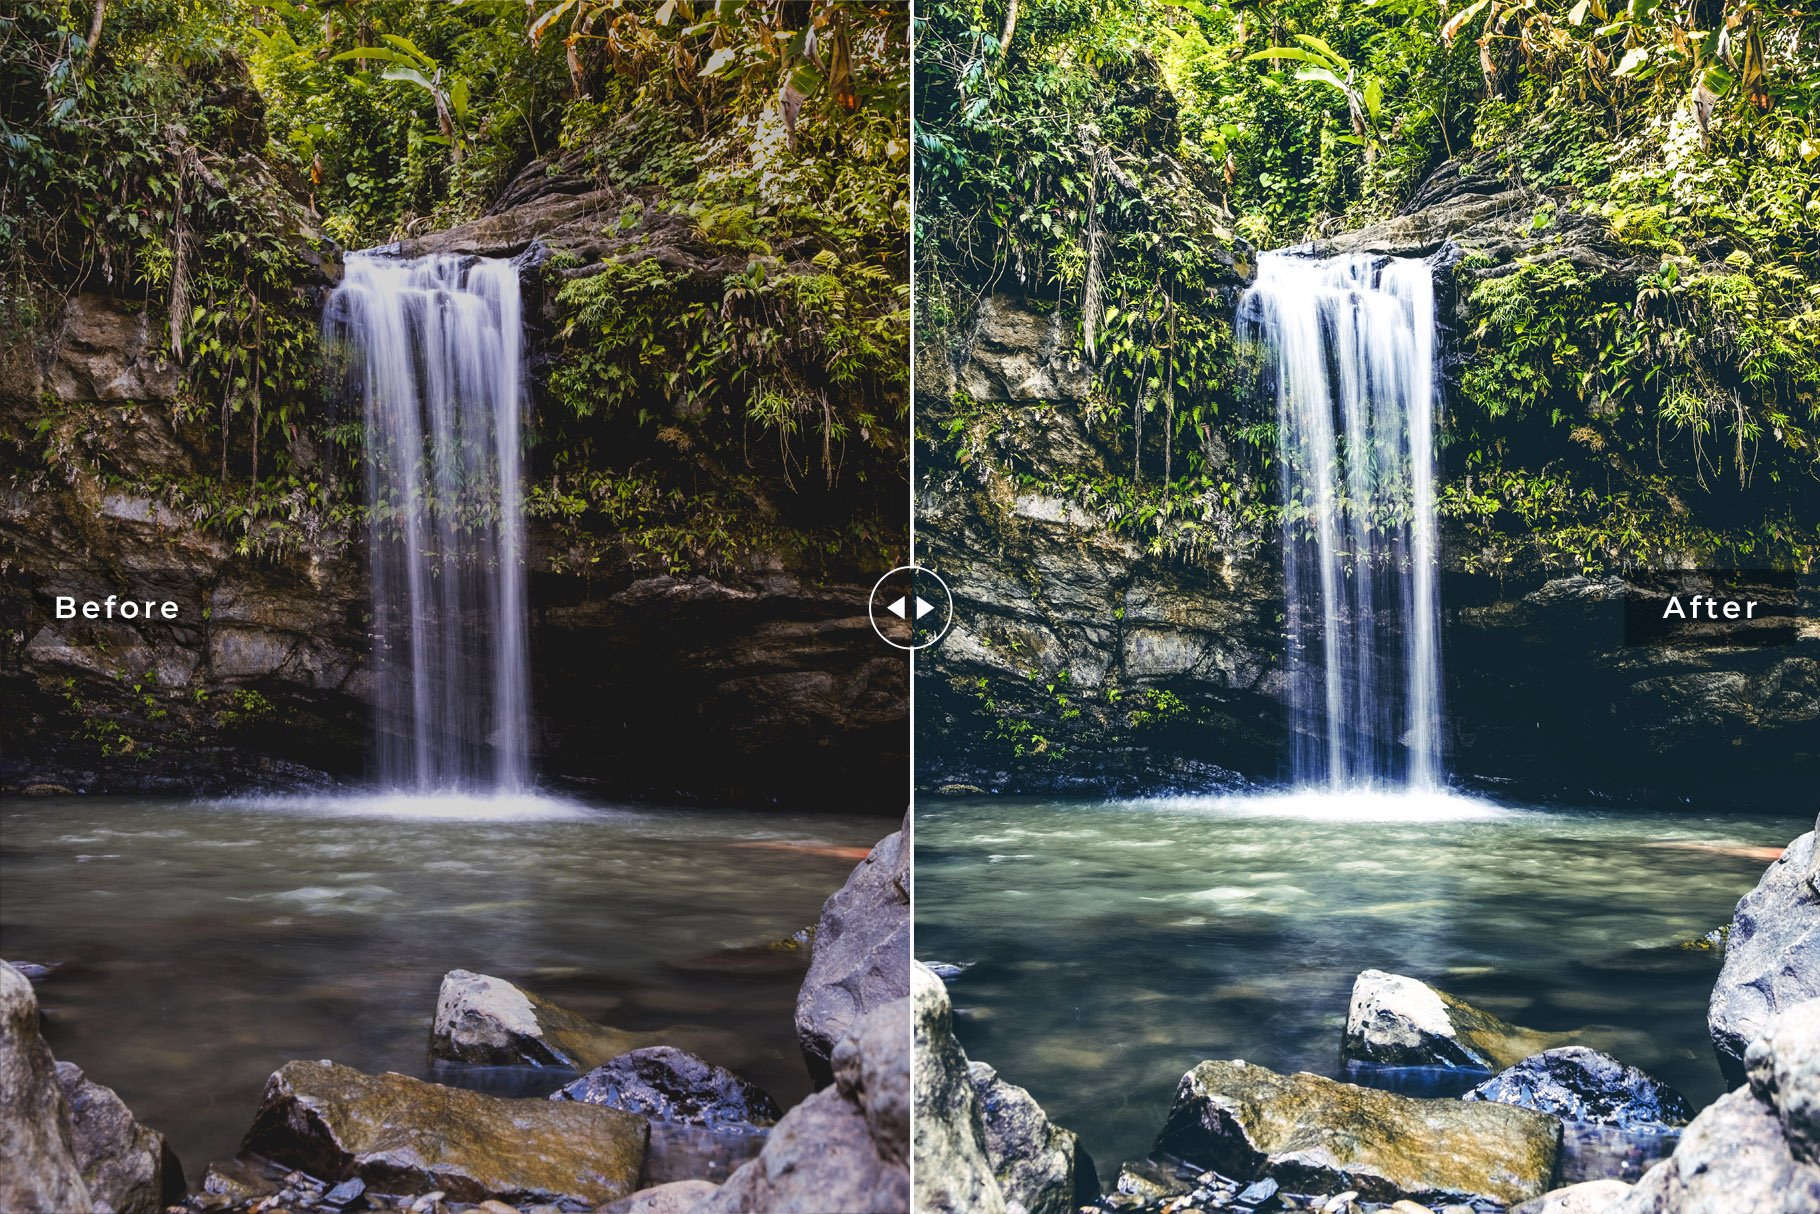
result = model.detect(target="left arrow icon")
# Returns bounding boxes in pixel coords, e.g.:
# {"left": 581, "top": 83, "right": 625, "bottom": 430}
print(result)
{"left": 886, "top": 596, "right": 909, "bottom": 619}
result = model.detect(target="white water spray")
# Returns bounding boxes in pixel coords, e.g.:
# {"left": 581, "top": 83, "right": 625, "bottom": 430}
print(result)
{"left": 1239, "top": 252, "right": 1442, "bottom": 791}
{"left": 324, "top": 253, "right": 531, "bottom": 793}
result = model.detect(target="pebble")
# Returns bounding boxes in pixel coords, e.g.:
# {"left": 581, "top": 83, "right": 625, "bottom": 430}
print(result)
{"left": 475, "top": 1203, "right": 519, "bottom": 1214}
{"left": 1236, "top": 1178, "right": 1279, "bottom": 1206}
{"left": 1387, "top": 1204, "right": 1431, "bottom": 1214}
{"left": 1321, "top": 1193, "right": 1358, "bottom": 1213}
{"left": 408, "top": 1195, "right": 446, "bottom": 1214}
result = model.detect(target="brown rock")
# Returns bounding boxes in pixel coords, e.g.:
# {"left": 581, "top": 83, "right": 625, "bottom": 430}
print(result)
{"left": 597, "top": 1178, "right": 718, "bottom": 1213}
{"left": 56, "top": 1060, "right": 184, "bottom": 1213}
{"left": 1154, "top": 1059, "right": 1561, "bottom": 1209}
{"left": 240, "top": 1060, "right": 647, "bottom": 1206}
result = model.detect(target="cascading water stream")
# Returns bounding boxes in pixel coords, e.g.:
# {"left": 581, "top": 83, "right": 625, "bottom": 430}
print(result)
{"left": 1239, "top": 252, "right": 1442, "bottom": 791}
{"left": 324, "top": 253, "right": 531, "bottom": 793}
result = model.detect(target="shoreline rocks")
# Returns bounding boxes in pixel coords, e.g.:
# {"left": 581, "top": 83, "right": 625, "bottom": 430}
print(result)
{"left": 698, "top": 998, "right": 911, "bottom": 1213}
{"left": 239, "top": 1059, "right": 648, "bottom": 1207}
{"left": 1, "top": 961, "right": 93, "bottom": 1214}
{"left": 1154, "top": 1059, "right": 1561, "bottom": 1209}
{"left": 796, "top": 814, "right": 910, "bottom": 1087}
{"left": 912, "top": 960, "right": 1095, "bottom": 1214}
{"left": 57, "top": 1060, "right": 185, "bottom": 1214}
{"left": 1709, "top": 829, "right": 1819, "bottom": 1086}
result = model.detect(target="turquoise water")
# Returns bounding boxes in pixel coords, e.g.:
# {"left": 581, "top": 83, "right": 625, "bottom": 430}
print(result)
{"left": 0, "top": 794, "right": 886, "bottom": 1172}
{"left": 915, "top": 790, "right": 1812, "bottom": 1172}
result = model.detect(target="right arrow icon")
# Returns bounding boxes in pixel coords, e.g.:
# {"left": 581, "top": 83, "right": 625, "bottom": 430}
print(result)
{"left": 914, "top": 596, "right": 937, "bottom": 619}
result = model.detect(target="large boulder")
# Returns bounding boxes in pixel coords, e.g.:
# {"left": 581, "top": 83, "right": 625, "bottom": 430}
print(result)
{"left": 0, "top": 961, "right": 92, "bottom": 1214}
{"left": 911, "top": 962, "right": 1006, "bottom": 1214}
{"left": 56, "top": 1061, "right": 184, "bottom": 1213}
{"left": 968, "top": 1060, "right": 1097, "bottom": 1214}
{"left": 239, "top": 1059, "right": 648, "bottom": 1207}
{"left": 1153, "top": 1059, "right": 1561, "bottom": 1209}
{"left": 698, "top": 999, "right": 911, "bottom": 1213}
{"left": 552, "top": 1046, "right": 780, "bottom": 1133}
{"left": 1464, "top": 1047, "right": 1693, "bottom": 1130}
{"left": 1611, "top": 1000, "right": 1820, "bottom": 1213}
{"left": 796, "top": 816, "right": 910, "bottom": 1086}
{"left": 430, "top": 968, "right": 643, "bottom": 1070}
{"left": 1343, "top": 969, "right": 1572, "bottom": 1073}
{"left": 1709, "top": 830, "right": 1820, "bottom": 1086}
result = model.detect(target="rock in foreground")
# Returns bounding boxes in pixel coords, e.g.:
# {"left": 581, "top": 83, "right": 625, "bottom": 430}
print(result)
{"left": 1709, "top": 829, "right": 1819, "bottom": 1086}
{"left": 1611, "top": 999, "right": 1820, "bottom": 1213}
{"left": 1464, "top": 1047, "right": 1692, "bottom": 1130}
{"left": 240, "top": 1059, "right": 648, "bottom": 1206}
{"left": 430, "top": 968, "right": 642, "bottom": 1070}
{"left": 699, "top": 999, "right": 911, "bottom": 1213}
{"left": 600, "top": 1178, "right": 721, "bottom": 1213}
{"left": 0, "top": 961, "right": 92, "bottom": 1214}
{"left": 969, "top": 1060, "right": 1097, "bottom": 1214}
{"left": 796, "top": 815, "right": 911, "bottom": 1086}
{"left": 1512, "top": 1178, "right": 1636, "bottom": 1214}
{"left": 1154, "top": 1059, "right": 1561, "bottom": 1209}
{"left": 1343, "top": 969, "right": 1571, "bottom": 1073}
{"left": 912, "top": 962, "right": 1006, "bottom": 1214}
{"left": 552, "top": 1046, "right": 780, "bottom": 1133}
{"left": 57, "top": 1060, "right": 185, "bottom": 1213}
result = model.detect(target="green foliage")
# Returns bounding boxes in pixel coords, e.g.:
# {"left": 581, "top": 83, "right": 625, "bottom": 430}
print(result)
{"left": 920, "top": 0, "right": 1820, "bottom": 575}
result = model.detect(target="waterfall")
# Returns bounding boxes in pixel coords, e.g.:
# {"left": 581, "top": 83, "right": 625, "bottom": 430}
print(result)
{"left": 1239, "top": 252, "right": 1442, "bottom": 791}
{"left": 324, "top": 253, "right": 531, "bottom": 793}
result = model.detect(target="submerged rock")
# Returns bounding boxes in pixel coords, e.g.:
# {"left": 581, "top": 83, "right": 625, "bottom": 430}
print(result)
{"left": 1464, "top": 1047, "right": 1692, "bottom": 1130}
{"left": 1709, "top": 830, "right": 1819, "bottom": 1086}
{"left": 912, "top": 963, "right": 1006, "bottom": 1214}
{"left": 698, "top": 999, "right": 911, "bottom": 1213}
{"left": 430, "top": 968, "right": 642, "bottom": 1071}
{"left": 56, "top": 1060, "right": 185, "bottom": 1213}
{"left": 1610, "top": 999, "right": 1820, "bottom": 1213}
{"left": 552, "top": 1046, "right": 780, "bottom": 1133}
{"left": 1153, "top": 1059, "right": 1561, "bottom": 1209}
{"left": 969, "top": 1060, "right": 1097, "bottom": 1214}
{"left": 796, "top": 815, "right": 910, "bottom": 1086}
{"left": 239, "top": 1059, "right": 648, "bottom": 1206}
{"left": 1342, "top": 969, "right": 1570, "bottom": 1073}
{"left": 1513, "top": 1178, "right": 1635, "bottom": 1214}
{"left": 0, "top": 961, "right": 92, "bottom": 1214}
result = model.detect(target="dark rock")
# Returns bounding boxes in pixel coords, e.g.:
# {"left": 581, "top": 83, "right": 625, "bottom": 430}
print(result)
{"left": 321, "top": 1176, "right": 366, "bottom": 1208}
{"left": 551, "top": 1046, "right": 780, "bottom": 1132}
{"left": 968, "top": 1060, "right": 1098, "bottom": 1214}
{"left": 239, "top": 1059, "right": 648, "bottom": 1206}
{"left": 0, "top": 961, "right": 92, "bottom": 1213}
{"left": 912, "top": 963, "right": 1007, "bottom": 1214}
{"left": 696, "top": 999, "right": 911, "bottom": 1213}
{"left": 1464, "top": 1047, "right": 1693, "bottom": 1130}
{"left": 1343, "top": 969, "right": 1571, "bottom": 1073}
{"left": 1236, "top": 1176, "right": 1279, "bottom": 1206}
{"left": 795, "top": 817, "right": 910, "bottom": 1087}
{"left": 431, "top": 969, "right": 644, "bottom": 1071}
{"left": 1710, "top": 830, "right": 1820, "bottom": 1086}
{"left": 56, "top": 1059, "right": 186, "bottom": 1213}
{"left": 1153, "top": 1059, "right": 1560, "bottom": 1209}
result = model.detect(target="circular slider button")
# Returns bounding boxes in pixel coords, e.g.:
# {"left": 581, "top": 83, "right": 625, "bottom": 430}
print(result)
{"left": 868, "top": 565, "right": 954, "bottom": 651}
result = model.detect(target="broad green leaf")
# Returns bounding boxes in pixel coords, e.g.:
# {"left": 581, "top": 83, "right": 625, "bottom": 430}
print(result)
{"left": 1292, "top": 33, "right": 1348, "bottom": 70}
{"left": 1243, "top": 47, "right": 1325, "bottom": 66}
{"left": 699, "top": 46, "right": 738, "bottom": 77}
{"left": 1441, "top": 0, "right": 1492, "bottom": 44}
{"left": 329, "top": 47, "right": 423, "bottom": 69}
{"left": 379, "top": 33, "right": 433, "bottom": 67}
{"left": 1295, "top": 65, "right": 1349, "bottom": 93}
{"left": 1614, "top": 47, "right": 1650, "bottom": 76}
{"left": 382, "top": 65, "right": 434, "bottom": 91}
{"left": 1363, "top": 77, "right": 1383, "bottom": 123}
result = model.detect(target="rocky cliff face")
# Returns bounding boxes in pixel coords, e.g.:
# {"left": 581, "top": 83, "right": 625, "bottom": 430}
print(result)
{"left": 915, "top": 165, "right": 1817, "bottom": 806}
{"left": 1, "top": 163, "right": 906, "bottom": 807}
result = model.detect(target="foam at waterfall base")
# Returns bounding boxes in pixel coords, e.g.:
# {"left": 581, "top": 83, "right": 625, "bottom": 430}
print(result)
{"left": 222, "top": 790, "right": 599, "bottom": 821}
{"left": 1127, "top": 785, "right": 1514, "bottom": 821}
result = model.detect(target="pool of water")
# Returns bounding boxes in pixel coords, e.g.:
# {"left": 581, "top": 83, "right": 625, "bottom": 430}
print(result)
{"left": 915, "top": 790, "right": 1814, "bottom": 1172}
{"left": 0, "top": 794, "right": 892, "bottom": 1173}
